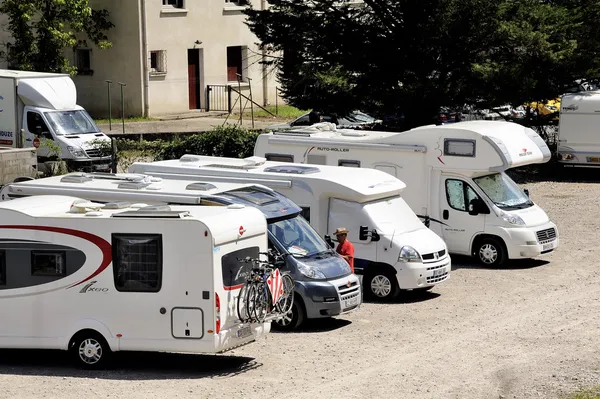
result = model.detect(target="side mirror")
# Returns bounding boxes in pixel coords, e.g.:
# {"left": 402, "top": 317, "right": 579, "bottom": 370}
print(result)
{"left": 359, "top": 226, "right": 369, "bottom": 241}
{"left": 324, "top": 234, "right": 334, "bottom": 248}
{"left": 468, "top": 198, "right": 489, "bottom": 216}
{"left": 524, "top": 189, "right": 530, "bottom": 197}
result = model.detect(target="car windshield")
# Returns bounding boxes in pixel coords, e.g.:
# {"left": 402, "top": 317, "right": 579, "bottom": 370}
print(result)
{"left": 473, "top": 173, "right": 533, "bottom": 210}
{"left": 267, "top": 215, "right": 330, "bottom": 258}
{"left": 363, "top": 196, "right": 425, "bottom": 235}
{"left": 45, "top": 110, "right": 101, "bottom": 136}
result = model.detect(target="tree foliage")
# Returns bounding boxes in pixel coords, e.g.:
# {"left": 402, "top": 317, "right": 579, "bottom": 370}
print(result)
{"left": 0, "top": 0, "right": 114, "bottom": 74}
{"left": 245, "top": 0, "right": 600, "bottom": 128}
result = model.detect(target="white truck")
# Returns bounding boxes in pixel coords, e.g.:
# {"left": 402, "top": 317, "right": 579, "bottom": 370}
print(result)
{"left": 254, "top": 120, "right": 559, "bottom": 267}
{"left": 127, "top": 157, "right": 451, "bottom": 301}
{"left": 557, "top": 90, "right": 600, "bottom": 167}
{"left": 0, "top": 70, "right": 112, "bottom": 171}
{"left": 0, "top": 195, "right": 272, "bottom": 369}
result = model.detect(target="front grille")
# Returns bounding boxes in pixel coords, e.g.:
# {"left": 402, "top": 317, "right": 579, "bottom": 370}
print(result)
{"left": 536, "top": 228, "right": 556, "bottom": 244}
{"left": 85, "top": 148, "right": 111, "bottom": 158}
{"left": 426, "top": 269, "right": 449, "bottom": 284}
{"left": 422, "top": 249, "right": 447, "bottom": 262}
{"left": 426, "top": 263, "right": 448, "bottom": 272}
{"left": 338, "top": 281, "right": 358, "bottom": 291}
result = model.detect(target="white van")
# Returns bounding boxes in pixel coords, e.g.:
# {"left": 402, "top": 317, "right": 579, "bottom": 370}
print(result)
{"left": 1, "top": 173, "right": 360, "bottom": 329}
{"left": 128, "top": 157, "right": 451, "bottom": 301}
{"left": 254, "top": 120, "right": 559, "bottom": 266}
{"left": 0, "top": 195, "right": 271, "bottom": 368}
{"left": 557, "top": 90, "right": 600, "bottom": 167}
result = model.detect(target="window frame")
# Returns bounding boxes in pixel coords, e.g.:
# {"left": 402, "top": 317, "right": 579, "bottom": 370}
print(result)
{"left": 265, "top": 153, "right": 294, "bottom": 162}
{"left": 443, "top": 138, "right": 476, "bottom": 157}
{"left": 0, "top": 250, "right": 5, "bottom": 286}
{"left": 445, "top": 179, "right": 480, "bottom": 212}
{"left": 338, "top": 159, "right": 361, "bottom": 167}
{"left": 226, "top": 46, "right": 247, "bottom": 82}
{"left": 112, "top": 233, "right": 163, "bottom": 293}
{"left": 162, "top": 0, "right": 184, "bottom": 8}
{"left": 150, "top": 50, "right": 167, "bottom": 75}
{"left": 74, "top": 48, "right": 93, "bottom": 76}
{"left": 31, "top": 251, "right": 67, "bottom": 277}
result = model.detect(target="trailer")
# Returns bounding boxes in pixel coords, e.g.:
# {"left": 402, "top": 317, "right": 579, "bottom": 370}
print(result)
{"left": 557, "top": 90, "right": 600, "bottom": 167}
{"left": 0, "top": 195, "right": 271, "bottom": 368}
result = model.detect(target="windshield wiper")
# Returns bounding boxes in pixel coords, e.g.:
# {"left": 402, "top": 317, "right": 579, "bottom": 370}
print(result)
{"left": 309, "top": 249, "right": 334, "bottom": 258}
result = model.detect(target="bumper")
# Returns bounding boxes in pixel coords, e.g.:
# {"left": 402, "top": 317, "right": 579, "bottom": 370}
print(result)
{"left": 501, "top": 221, "right": 559, "bottom": 259}
{"left": 395, "top": 256, "right": 451, "bottom": 290}
{"left": 557, "top": 149, "right": 600, "bottom": 167}
{"left": 69, "top": 157, "right": 113, "bottom": 171}
{"left": 296, "top": 274, "right": 362, "bottom": 319}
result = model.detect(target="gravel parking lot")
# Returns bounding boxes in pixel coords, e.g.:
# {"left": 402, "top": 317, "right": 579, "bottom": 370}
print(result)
{"left": 1, "top": 169, "right": 599, "bottom": 399}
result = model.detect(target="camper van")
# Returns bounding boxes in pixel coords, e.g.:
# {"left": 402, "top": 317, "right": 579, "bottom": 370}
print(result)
{"left": 254, "top": 120, "right": 559, "bottom": 267}
{"left": 127, "top": 157, "right": 451, "bottom": 301}
{"left": 0, "top": 195, "right": 271, "bottom": 368}
{"left": 557, "top": 90, "right": 600, "bottom": 167}
{"left": 1, "top": 173, "right": 360, "bottom": 330}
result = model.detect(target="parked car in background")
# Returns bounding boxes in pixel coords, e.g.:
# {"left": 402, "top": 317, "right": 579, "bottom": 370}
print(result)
{"left": 268, "top": 110, "right": 382, "bottom": 130}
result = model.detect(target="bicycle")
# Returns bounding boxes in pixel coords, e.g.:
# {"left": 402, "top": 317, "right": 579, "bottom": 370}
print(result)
{"left": 236, "top": 250, "right": 294, "bottom": 323}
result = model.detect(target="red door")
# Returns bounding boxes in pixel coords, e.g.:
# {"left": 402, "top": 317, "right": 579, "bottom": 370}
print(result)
{"left": 188, "top": 49, "right": 201, "bottom": 109}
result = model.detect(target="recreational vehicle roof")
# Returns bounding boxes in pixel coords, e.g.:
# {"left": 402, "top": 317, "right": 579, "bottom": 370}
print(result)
{"left": 129, "top": 156, "right": 406, "bottom": 203}
{"left": 263, "top": 120, "right": 551, "bottom": 171}
{"left": 3, "top": 172, "right": 301, "bottom": 220}
{"left": 560, "top": 91, "right": 600, "bottom": 114}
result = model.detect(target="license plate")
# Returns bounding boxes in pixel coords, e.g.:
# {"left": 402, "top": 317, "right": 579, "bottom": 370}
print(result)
{"left": 433, "top": 268, "right": 446, "bottom": 277}
{"left": 587, "top": 157, "right": 600, "bottom": 162}
{"left": 542, "top": 241, "right": 555, "bottom": 251}
{"left": 342, "top": 295, "right": 359, "bottom": 309}
{"left": 236, "top": 326, "right": 252, "bottom": 339}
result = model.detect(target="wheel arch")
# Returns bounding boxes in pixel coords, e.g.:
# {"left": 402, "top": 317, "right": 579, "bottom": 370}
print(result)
{"left": 65, "top": 320, "right": 117, "bottom": 352}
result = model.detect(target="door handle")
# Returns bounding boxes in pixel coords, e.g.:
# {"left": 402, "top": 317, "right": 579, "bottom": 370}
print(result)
{"left": 443, "top": 209, "right": 449, "bottom": 220}
{"left": 25, "top": 138, "right": 32, "bottom": 141}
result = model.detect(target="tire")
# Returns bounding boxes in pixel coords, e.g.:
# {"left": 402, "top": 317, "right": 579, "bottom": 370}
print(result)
{"left": 364, "top": 269, "right": 399, "bottom": 301}
{"left": 273, "top": 295, "right": 305, "bottom": 331}
{"left": 275, "top": 274, "right": 295, "bottom": 315}
{"left": 475, "top": 237, "right": 507, "bottom": 267}
{"left": 250, "top": 282, "right": 270, "bottom": 323}
{"left": 237, "top": 283, "right": 250, "bottom": 322}
{"left": 70, "top": 331, "right": 112, "bottom": 369}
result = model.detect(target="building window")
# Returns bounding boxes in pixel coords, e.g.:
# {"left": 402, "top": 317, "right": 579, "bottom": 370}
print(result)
{"left": 265, "top": 153, "right": 294, "bottom": 162}
{"left": 112, "top": 234, "right": 163, "bottom": 293}
{"left": 227, "top": 46, "right": 247, "bottom": 82}
{"left": 150, "top": 50, "right": 167, "bottom": 75}
{"left": 0, "top": 251, "right": 5, "bottom": 285}
{"left": 75, "top": 49, "right": 92, "bottom": 75}
{"left": 31, "top": 251, "right": 66, "bottom": 277}
{"left": 163, "top": 0, "right": 184, "bottom": 7}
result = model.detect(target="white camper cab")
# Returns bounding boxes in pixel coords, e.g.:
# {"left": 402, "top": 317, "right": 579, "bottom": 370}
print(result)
{"left": 557, "top": 90, "right": 600, "bottom": 167}
{"left": 255, "top": 120, "right": 559, "bottom": 266}
{"left": 127, "top": 157, "right": 451, "bottom": 300}
{"left": 0, "top": 195, "right": 271, "bottom": 368}
{"left": 0, "top": 70, "right": 112, "bottom": 170}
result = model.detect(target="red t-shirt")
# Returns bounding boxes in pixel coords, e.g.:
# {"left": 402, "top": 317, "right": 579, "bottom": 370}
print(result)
{"left": 336, "top": 240, "right": 355, "bottom": 273}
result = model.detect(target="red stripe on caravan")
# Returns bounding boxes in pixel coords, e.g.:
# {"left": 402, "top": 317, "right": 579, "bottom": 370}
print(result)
{"left": 224, "top": 284, "right": 244, "bottom": 291}
{"left": 0, "top": 225, "right": 112, "bottom": 288}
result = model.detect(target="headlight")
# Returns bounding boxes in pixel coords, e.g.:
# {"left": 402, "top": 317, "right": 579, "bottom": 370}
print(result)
{"left": 398, "top": 246, "right": 421, "bottom": 263}
{"left": 67, "top": 146, "right": 87, "bottom": 158}
{"left": 297, "top": 263, "right": 326, "bottom": 279}
{"left": 502, "top": 213, "right": 525, "bottom": 226}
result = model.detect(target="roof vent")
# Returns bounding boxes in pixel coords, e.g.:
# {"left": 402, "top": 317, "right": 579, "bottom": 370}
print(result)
{"left": 103, "top": 201, "right": 132, "bottom": 209}
{"left": 61, "top": 174, "right": 93, "bottom": 183}
{"left": 186, "top": 182, "right": 217, "bottom": 191}
{"left": 180, "top": 155, "right": 203, "bottom": 162}
{"left": 263, "top": 165, "right": 320, "bottom": 174}
{"left": 117, "top": 181, "right": 153, "bottom": 190}
{"left": 341, "top": 130, "right": 366, "bottom": 137}
{"left": 140, "top": 205, "right": 172, "bottom": 211}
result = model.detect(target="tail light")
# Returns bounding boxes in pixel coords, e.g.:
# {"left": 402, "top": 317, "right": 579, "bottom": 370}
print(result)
{"left": 215, "top": 293, "right": 221, "bottom": 334}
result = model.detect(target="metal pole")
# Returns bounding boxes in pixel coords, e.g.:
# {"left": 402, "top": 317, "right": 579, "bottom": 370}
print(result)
{"left": 275, "top": 87, "right": 279, "bottom": 116}
{"left": 247, "top": 76, "right": 254, "bottom": 129}
{"left": 118, "top": 82, "right": 127, "bottom": 134}
{"left": 236, "top": 73, "right": 242, "bottom": 125}
{"left": 105, "top": 80, "right": 112, "bottom": 130}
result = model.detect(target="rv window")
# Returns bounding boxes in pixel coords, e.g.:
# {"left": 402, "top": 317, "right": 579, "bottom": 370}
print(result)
{"left": 221, "top": 246, "right": 260, "bottom": 289}
{"left": 445, "top": 179, "right": 479, "bottom": 212}
{"left": 301, "top": 207, "right": 311, "bottom": 222}
{"left": 338, "top": 160, "right": 361, "bottom": 167}
{"left": 112, "top": 234, "right": 163, "bottom": 293}
{"left": 444, "top": 139, "right": 476, "bottom": 157}
{"left": 31, "top": 251, "right": 66, "bottom": 277}
{"left": 0, "top": 251, "right": 5, "bottom": 285}
{"left": 265, "top": 153, "right": 294, "bottom": 163}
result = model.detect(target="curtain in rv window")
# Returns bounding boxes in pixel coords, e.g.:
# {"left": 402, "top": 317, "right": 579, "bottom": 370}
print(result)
{"left": 112, "top": 234, "right": 163, "bottom": 293}
{"left": 221, "top": 246, "right": 259, "bottom": 290}
{"left": 31, "top": 251, "right": 66, "bottom": 277}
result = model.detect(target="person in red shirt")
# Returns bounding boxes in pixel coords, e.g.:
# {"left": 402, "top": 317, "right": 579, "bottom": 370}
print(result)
{"left": 333, "top": 227, "right": 354, "bottom": 273}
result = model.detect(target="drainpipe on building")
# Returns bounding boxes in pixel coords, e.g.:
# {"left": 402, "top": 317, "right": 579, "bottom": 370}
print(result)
{"left": 261, "top": 0, "right": 268, "bottom": 106}
{"left": 140, "top": 0, "right": 150, "bottom": 117}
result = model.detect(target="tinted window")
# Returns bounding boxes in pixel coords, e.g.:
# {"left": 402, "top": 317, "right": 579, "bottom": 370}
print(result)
{"left": 112, "top": 234, "right": 162, "bottom": 293}
{"left": 0, "top": 251, "right": 5, "bottom": 285}
{"left": 265, "top": 153, "right": 294, "bottom": 162}
{"left": 31, "top": 251, "right": 66, "bottom": 277}
{"left": 301, "top": 206, "right": 310, "bottom": 222}
{"left": 291, "top": 115, "right": 310, "bottom": 126}
{"left": 221, "top": 246, "right": 259, "bottom": 289}
{"left": 339, "top": 159, "right": 360, "bottom": 167}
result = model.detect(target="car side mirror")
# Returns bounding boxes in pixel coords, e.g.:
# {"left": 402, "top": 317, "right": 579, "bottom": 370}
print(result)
{"left": 469, "top": 198, "right": 489, "bottom": 216}
{"left": 524, "top": 189, "right": 530, "bottom": 197}
{"left": 324, "top": 234, "right": 334, "bottom": 248}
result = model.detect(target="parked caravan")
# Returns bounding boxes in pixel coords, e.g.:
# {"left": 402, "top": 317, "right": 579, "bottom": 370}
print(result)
{"left": 557, "top": 90, "right": 600, "bottom": 167}
{"left": 127, "top": 158, "right": 451, "bottom": 300}
{"left": 0, "top": 195, "right": 271, "bottom": 368}
{"left": 1, "top": 173, "right": 360, "bottom": 329}
{"left": 254, "top": 120, "right": 559, "bottom": 266}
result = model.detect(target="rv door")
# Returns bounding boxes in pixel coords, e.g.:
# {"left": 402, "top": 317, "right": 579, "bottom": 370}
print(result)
{"left": 440, "top": 175, "right": 486, "bottom": 255}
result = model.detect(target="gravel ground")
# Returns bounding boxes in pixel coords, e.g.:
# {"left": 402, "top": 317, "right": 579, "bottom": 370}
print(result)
{"left": 1, "top": 169, "right": 599, "bottom": 399}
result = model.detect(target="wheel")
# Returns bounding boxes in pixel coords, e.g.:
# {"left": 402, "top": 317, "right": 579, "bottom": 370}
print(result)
{"left": 70, "top": 331, "right": 111, "bottom": 369}
{"left": 250, "top": 282, "right": 270, "bottom": 323}
{"left": 365, "top": 269, "right": 399, "bottom": 301}
{"left": 273, "top": 296, "right": 305, "bottom": 331}
{"left": 275, "top": 274, "right": 295, "bottom": 315}
{"left": 475, "top": 237, "right": 507, "bottom": 266}
{"left": 237, "top": 283, "right": 250, "bottom": 322}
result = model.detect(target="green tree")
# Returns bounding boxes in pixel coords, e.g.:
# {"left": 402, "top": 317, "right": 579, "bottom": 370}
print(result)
{"left": 0, "top": 0, "right": 113, "bottom": 74}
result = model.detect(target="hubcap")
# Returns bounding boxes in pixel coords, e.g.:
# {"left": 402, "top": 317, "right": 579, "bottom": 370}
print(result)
{"left": 479, "top": 244, "right": 498, "bottom": 264}
{"left": 78, "top": 338, "right": 103, "bottom": 364}
{"left": 277, "top": 308, "right": 294, "bottom": 326}
{"left": 371, "top": 275, "right": 392, "bottom": 298}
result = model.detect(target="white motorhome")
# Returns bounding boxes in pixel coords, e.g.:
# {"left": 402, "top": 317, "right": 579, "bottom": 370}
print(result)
{"left": 127, "top": 157, "right": 451, "bottom": 301}
{"left": 1, "top": 173, "right": 360, "bottom": 329}
{"left": 0, "top": 70, "right": 112, "bottom": 171}
{"left": 0, "top": 195, "right": 272, "bottom": 368}
{"left": 557, "top": 90, "right": 600, "bottom": 167}
{"left": 254, "top": 120, "right": 559, "bottom": 266}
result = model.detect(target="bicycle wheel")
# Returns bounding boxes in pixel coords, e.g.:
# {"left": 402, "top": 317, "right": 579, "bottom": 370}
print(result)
{"left": 275, "top": 274, "right": 295, "bottom": 315}
{"left": 251, "top": 282, "right": 271, "bottom": 323}
{"left": 236, "top": 282, "right": 250, "bottom": 322}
